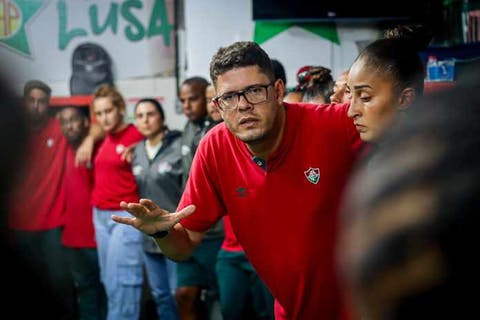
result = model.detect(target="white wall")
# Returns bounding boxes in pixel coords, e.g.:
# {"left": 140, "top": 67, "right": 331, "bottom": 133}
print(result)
{"left": 182, "top": 0, "right": 381, "bottom": 88}
{"left": 183, "top": 0, "right": 255, "bottom": 80}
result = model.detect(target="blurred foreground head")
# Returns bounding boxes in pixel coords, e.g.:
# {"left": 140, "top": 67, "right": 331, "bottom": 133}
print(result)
{"left": 1, "top": 77, "right": 28, "bottom": 225}
{"left": 339, "top": 67, "right": 480, "bottom": 319}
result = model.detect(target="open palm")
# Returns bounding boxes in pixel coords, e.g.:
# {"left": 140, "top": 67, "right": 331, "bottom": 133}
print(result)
{"left": 112, "top": 198, "right": 195, "bottom": 235}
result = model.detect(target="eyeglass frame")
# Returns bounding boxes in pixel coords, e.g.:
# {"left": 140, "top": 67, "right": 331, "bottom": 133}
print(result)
{"left": 212, "top": 82, "right": 275, "bottom": 111}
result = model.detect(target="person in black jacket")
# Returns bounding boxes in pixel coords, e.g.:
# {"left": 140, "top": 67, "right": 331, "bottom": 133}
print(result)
{"left": 177, "top": 77, "right": 224, "bottom": 320}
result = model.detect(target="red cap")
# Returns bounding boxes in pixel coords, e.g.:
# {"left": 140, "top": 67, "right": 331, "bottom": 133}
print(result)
{"left": 49, "top": 95, "right": 93, "bottom": 108}
{"left": 296, "top": 65, "right": 313, "bottom": 81}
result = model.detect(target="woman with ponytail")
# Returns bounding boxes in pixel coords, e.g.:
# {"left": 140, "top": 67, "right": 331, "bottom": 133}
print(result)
{"left": 347, "top": 24, "right": 432, "bottom": 143}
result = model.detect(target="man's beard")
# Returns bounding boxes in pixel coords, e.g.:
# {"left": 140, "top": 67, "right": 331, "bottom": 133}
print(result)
{"left": 28, "top": 110, "right": 49, "bottom": 129}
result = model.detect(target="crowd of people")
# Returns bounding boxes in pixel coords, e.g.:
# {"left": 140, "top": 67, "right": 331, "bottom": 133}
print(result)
{"left": 1, "top": 22, "right": 478, "bottom": 320}
{"left": 5, "top": 71, "right": 274, "bottom": 320}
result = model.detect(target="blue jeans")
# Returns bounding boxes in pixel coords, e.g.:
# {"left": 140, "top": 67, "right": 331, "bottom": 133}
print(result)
{"left": 93, "top": 207, "right": 144, "bottom": 320}
{"left": 143, "top": 251, "right": 179, "bottom": 320}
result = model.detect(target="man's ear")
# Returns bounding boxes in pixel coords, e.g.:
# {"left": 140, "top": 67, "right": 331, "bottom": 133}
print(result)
{"left": 398, "top": 88, "right": 416, "bottom": 111}
{"left": 275, "top": 79, "right": 285, "bottom": 104}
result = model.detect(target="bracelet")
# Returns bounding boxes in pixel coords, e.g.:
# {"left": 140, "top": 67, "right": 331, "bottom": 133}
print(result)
{"left": 149, "top": 230, "right": 169, "bottom": 239}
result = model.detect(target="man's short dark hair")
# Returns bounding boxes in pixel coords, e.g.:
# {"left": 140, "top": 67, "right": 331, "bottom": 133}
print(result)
{"left": 23, "top": 80, "right": 51, "bottom": 98}
{"left": 62, "top": 105, "right": 90, "bottom": 120}
{"left": 271, "top": 59, "right": 287, "bottom": 85}
{"left": 209, "top": 41, "right": 275, "bottom": 86}
{"left": 181, "top": 76, "right": 209, "bottom": 91}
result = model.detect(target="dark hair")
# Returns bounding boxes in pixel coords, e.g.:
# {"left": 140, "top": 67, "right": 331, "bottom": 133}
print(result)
{"left": 355, "top": 26, "right": 430, "bottom": 95}
{"left": 210, "top": 41, "right": 275, "bottom": 86}
{"left": 271, "top": 59, "right": 287, "bottom": 85}
{"left": 181, "top": 76, "right": 209, "bottom": 92}
{"left": 384, "top": 23, "right": 433, "bottom": 49}
{"left": 134, "top": 98, "right": 165, "bottom": 121}
{"left": 23, "top": 80, "right": 52, "bottom": 97}
{"left": 61, "top": 105, "right": 90, "bottom": 120}
{"left": 182, "top": 76, "right": 209, "bottom": 87}
{"left": 340, "top": 69, "right": 480, "bottom": 319}
{"left": 301, "top": 66, "right": 334, "bottom": 103}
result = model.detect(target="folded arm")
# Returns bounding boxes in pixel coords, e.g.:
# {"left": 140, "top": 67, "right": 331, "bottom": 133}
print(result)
{"left": 75, "top": 123, "right": 105, "bottom": 166}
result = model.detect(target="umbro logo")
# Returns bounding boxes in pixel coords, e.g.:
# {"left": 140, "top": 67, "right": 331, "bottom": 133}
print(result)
{"left": 236, "top": 187, "right": 247, "bottom": 198}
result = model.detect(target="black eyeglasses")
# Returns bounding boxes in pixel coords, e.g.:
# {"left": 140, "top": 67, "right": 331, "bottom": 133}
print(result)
{"left": 213, "top": 82, "right": 274, "bottom": 111}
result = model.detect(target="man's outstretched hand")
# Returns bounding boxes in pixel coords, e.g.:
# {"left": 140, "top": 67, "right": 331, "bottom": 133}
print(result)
{"left": 112, "top": 199, "right": 196, "bottom": 236}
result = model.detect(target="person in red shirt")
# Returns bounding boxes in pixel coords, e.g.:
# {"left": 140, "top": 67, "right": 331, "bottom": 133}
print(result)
{"left": 0, "top": 75, "right": 67, "bottom": 319}
{"left": 207, "top": 83, "right": 274, "bottom": 319}
{"left": 9, "top": 80, "right": 69, "bottom": 231}
{"left": 9, "top": 80, "right": 103, "bottom": 319}
{"left": 59, "top": 103, "right": 107, "bottom": 320}
{"left": 8, "top": 80, "right": 76, "bottom": 319}
{"left": 91, "top": 84, "right": 144, "bottom": 320}
{"left": 113, "top": 41, "right": 361, "bottom": 319}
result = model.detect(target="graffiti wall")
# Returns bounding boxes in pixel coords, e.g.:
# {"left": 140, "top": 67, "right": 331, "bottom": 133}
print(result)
{"left": 0, "top": 0, "right": 175, "bottom": 88}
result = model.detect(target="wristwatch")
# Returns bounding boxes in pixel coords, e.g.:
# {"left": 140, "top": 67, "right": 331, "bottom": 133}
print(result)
{"left": 149, "top": 230, "right": 169, "bottom": 239}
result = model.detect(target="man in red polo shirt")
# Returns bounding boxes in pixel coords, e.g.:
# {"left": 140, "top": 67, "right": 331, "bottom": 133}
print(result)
{"left": 114, "top": 41, "right": 362, "bottom": 319}
{"left": 59, "top": 103, "right": 107, "bottom": 320}
{"left": 9, "top": 80, "right": 76, "bottom": 318}
{"left": 9, "top": 81, "right": 103, "bottom": 319}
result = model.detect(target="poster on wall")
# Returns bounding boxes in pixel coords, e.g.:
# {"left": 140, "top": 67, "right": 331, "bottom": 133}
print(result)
{"left": 0, "top": 0, "right": 175, "bottom": 91}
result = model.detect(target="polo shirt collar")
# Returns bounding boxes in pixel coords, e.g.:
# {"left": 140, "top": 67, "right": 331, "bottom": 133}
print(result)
{"left": 241, "top": 103, "right": 297, "bottom": 172}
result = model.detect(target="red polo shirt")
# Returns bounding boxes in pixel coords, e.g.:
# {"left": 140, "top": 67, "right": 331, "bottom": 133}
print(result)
{"left": 91, "top": 124, "right": 143, "bottom": 210}
{"left": 221, "top": 215, "right": 243, "bottom": 252}
{"left": 179, "top": 102, "right": 362, "bottom": 319}
{"left": 62, "top": 146, "right": 97, "bottom": 248}
{"left": 9, "top": 118, "right": 68, "bottom": 230}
